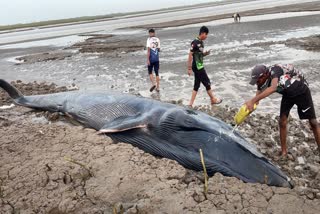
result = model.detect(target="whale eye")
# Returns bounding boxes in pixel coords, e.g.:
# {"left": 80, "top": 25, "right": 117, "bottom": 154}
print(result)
{"left": 185, "top": 109, "right": 197, "bottom": 115}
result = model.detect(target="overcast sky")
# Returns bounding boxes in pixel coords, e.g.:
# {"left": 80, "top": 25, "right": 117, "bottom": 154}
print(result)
{"left": 0, "top": 0, "right": 219, "bottom": 25}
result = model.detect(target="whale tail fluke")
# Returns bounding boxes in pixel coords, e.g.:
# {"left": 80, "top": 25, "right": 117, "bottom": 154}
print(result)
{"left": 0, "top": 79, "right": 24, "bottom": 99}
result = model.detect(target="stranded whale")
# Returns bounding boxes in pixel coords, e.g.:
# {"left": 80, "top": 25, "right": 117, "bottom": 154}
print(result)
{"left": 0, "top": 79, "right": 292, "bottom": 187}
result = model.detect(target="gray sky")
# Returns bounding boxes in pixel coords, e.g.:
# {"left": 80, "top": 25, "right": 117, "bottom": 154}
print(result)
{"left": 0, "top": 0, "right": 218, "bottom": 25}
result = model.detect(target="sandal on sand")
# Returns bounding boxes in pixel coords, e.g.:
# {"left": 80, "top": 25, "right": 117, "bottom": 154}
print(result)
{"left": 156, "top": 88, "right": 160, "bottom": 92}
{"left": 211, "top": 98, "right": 223, "bottom": 105}
{"left": 150, "top": 85, "right": 156, "bottom": 92}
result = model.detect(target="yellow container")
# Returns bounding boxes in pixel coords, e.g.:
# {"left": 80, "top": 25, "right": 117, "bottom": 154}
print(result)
{"left": 234, "top": 104, "right": 257, "bottom": 125}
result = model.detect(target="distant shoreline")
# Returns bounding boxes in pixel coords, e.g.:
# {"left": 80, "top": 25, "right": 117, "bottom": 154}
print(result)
{"left": 1, "top": 1, "right": 319, "bottom": 46}
{"left": 0, "top": 0, "right": 251, "bottom": 33}
{"left": 2, "top": 1, "right": 319, "bottom": 34}
{"left": 128, "top": 1, "right": 320, "bottom": 29}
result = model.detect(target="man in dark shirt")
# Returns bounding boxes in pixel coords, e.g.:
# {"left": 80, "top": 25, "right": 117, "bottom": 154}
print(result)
{"left": 245, "top": 64, "right": 320, "bottom": 156}
{"left": 187, "top": 26, "right": 222, "bottom": 107}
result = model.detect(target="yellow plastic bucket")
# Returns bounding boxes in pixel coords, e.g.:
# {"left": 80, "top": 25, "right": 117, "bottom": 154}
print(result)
{"left": 234, "top": 104, "right": 257, "bottom": 125}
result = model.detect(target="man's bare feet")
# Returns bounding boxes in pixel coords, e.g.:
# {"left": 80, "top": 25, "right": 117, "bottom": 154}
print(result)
{"left": 211, "top": 97, "right": 223, "bottom": 105}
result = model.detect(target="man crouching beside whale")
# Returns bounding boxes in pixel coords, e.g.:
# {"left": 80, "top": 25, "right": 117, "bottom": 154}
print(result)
{"left": 245, "top": 64, "right": 320, "bottom": 156}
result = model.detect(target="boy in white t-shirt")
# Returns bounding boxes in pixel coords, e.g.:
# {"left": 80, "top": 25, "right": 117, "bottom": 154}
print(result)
{"left": 146, "top": 29, "right": 161, "bottom": 92}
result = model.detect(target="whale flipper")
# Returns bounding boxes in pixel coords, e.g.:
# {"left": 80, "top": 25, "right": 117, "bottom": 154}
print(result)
{"left": 99, "top": 114, "right": 147, "bottom": 133}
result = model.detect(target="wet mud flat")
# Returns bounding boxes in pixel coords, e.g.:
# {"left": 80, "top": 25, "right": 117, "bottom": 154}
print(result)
{"left": 14, "top": 34, "right": 145, "bottom": 64}
{"left": 1, "top": 6, "right": 320, "bottom": 213}
{"left": 128, "top": 1, "right": 320, "bottom": 29}
{"left": 1, "top": 81, "right": 320, "bottom": 213}
{"left": 250, "top": 34, "right": 320, "bottom": 51}
{"left": 70, "top": 34, "right": 145, "bottom": 55}
{"left": 13, "top": 32, "right": 320, "bottom": 68}
{"left": 1, "top": 13, "right": 319, "bottom": 115}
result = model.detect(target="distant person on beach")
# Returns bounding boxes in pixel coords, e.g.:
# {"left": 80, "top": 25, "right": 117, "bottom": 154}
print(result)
{"left": 245, "top": 64, "right": 320, "bottom": 156}
{"left": 146, "top": 28, "right": 161, "bottom": 92}
{"left": 187, "top": 26, "right": 222, "bottom": 107}
{"left": 233, "top": 13, "right": 241, "bottom": 23}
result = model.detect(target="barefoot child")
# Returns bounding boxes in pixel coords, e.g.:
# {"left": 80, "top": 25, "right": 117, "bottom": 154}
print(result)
{"left": 187, "top": 26, "right": 222, "bottom": 107}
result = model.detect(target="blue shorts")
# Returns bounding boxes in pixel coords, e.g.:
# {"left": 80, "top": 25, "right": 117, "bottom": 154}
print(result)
{"left": 148, "top": 61, "right": 159, "bottom": 76}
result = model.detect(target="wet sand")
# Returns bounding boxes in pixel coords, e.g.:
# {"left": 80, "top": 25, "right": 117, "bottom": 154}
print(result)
{"left": 1, "top": 0, "right": 320, "bottom": 46}
{"left": 250, "top": 34, "right": 320, "bottom": 51}
{"left": 131, "top": 1, "right": 320, "bottom": 29}
{"left": 1, "top": 2, "right": 320, "bottom": 213}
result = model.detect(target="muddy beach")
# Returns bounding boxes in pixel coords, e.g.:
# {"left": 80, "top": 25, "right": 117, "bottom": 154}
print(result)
{"left": 130, "top": 1, "right": 320, "bottom": 29}
{"left": 1, "top": 81, "right": 320, "bottom": 213}
{"left": 13, "top": 34, "right": 145, "bottom": 64}
{"left": 1, "top": 1, "right": 320, "bottom": 213}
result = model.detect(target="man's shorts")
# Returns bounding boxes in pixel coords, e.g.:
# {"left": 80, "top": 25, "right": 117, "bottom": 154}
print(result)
{"left": 148, "top": 61, "right": 159, "bottom": 76}
{"left": 193, "top": 68, "right": 211, "bottom": 91}
{"left": 280, "top": 87, "right": 316, "bottom": 120}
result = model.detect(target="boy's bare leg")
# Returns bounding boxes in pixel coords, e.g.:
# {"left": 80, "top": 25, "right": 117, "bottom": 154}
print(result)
{"left": 156, "top": 76, "right": 160, "bottom": 90}
{"left": 149, "top": 74, "right": 155, "bottom": 86}
{"left": 309, "top": 119, "right": 320, "bottom": 152}
{"left": 189, "top": 90, "right": 197, "bottom": 106}
{"left": 206, "top": 89, "right": 219, "bottom": 103}
{"left": 279, "top": 115, "right": 288, "bottom": 156}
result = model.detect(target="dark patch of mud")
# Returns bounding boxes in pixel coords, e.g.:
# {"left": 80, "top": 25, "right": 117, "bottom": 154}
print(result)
{"left": 14, "top": 34, "right": 145, "bottom": 64}
{"left": 15, "top": 51, "right": 74, "bottom": 64}
{"left": 249, "top": 34, "right": 320, "bottom": 51}
{"left": 1, "top": 81, "right": 320, "bottom": 213}
{"left": 285, "top": 35, "right": 320, "bottom": 51}
{"left": 70, "top": 34, "right": 145, "bottom": 56}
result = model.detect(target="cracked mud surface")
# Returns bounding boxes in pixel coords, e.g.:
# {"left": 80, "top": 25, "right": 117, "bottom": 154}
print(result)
{"left": 1, "top": 81, "right": 320, "bottom": 214}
